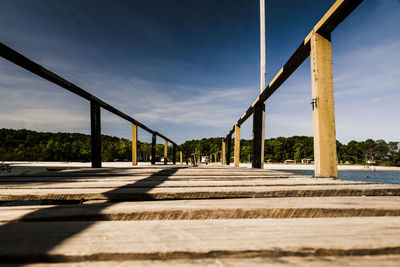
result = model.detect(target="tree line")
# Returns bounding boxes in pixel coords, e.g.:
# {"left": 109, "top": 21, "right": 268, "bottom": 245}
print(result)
{"left": 1, "top": 128, "right": 399, "bottom": 166}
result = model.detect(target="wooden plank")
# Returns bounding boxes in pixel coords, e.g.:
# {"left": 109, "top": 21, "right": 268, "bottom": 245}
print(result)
{"left": 20, "top": 255, "right": 400, "bottom": 267}
{"left": 2, "top": 196, "right": 400, "bottom": 222}
{"left": 1, "top": 184, "right": 399, "bottom": 202}
{"left": 0, "top": 217, "right": 399, "bottom": 262}
{"left": 304, "top": 0, "right": 363, "bottom": 43}
{"left": 0, "top": 178, "right": 378, "bottom": 189}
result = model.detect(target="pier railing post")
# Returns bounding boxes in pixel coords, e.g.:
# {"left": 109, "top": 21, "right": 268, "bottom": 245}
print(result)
{"left": 172, "top": 144, "right": 177, "bottom": 164}
{"left": 151, "top": 133, "right": 156, "bottom": 165}
{"left": 310, "top": 31, "right": 338, "bottom": 178}
{"left": 234, "top": 124, "right": 241, "bottom": 167}
{"left": 222, "top": 139, "right": 226, "bottom": 165}
{"left": 90, "top": 101, "right": 101, "bottom": 168}
{"left": 164, "top": 140, "right": 168, "bottom": 165}
{"left": 226, "top": 134, "right": 232, "bottom": 166}
{"left": 132, "top": 123, "right": 137, "bottom": 165}
{"left": 252, "top": 103, "right": 265, "bottom": 168}
{"left": 180, "top": 151, "right": 183, "bottom": 164}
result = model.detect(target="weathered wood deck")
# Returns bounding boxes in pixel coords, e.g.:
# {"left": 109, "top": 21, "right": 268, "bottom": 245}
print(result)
{"left": 1, "top": 164, "right": 400, "bottom": 266}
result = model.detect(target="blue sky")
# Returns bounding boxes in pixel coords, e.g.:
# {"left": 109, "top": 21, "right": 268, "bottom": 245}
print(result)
{"left": 0, "top": 0, "right": 399, "bottom": 144}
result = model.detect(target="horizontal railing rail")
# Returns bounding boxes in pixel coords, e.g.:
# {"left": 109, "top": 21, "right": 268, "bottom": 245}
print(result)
{"left": 0, "top": 42, "right": 188, "bottom": 167}
{"left": 222, "top": 0, "right": 364, "bottom": 177}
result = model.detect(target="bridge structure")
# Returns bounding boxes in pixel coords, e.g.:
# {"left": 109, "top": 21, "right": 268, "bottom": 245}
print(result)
{"left": 1, "top": 0, "right": 400, "bottom": 266}
{"left": 222, "top": 0, "right": 363, "bottom": 178}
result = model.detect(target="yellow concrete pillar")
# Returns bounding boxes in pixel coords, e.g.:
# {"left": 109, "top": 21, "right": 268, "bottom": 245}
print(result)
{"left": 180, "top": 151, "right": 183, "bottom": 164}
{"left": 164, "top": 140, "right": 168, "bottom": 165}
{"left": 310, "top": 31, "right": 338, "bottom": 178}
{"left": 131, "top": 123, "right": 137, "bottom": 165}
{"left": 222, "top": 139, "right": 226, "bottom": 165}
{"left": 234, "top": 124, "right": 240, "bottom": 167}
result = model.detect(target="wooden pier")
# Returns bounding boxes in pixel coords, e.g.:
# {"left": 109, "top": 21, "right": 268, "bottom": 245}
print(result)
{"left": 1, "top": 164, "right": 400, "bottom": 265}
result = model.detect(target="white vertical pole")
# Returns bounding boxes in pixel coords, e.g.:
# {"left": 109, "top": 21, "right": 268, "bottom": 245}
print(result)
{"left": 252, "top": 0, "right": 266, "bottom": 168}
{"left": 260, "top": 0, "right": 266, "bottom": 92}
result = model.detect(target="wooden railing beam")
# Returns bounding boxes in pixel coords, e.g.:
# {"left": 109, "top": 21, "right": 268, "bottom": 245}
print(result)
{"left": 226, "top": 0, "right": 363, "bottom": 133}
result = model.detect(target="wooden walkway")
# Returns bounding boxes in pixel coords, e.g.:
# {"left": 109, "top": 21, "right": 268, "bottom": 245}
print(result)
{"left": 1, "top": 164, "right": 400, "bottom": 266}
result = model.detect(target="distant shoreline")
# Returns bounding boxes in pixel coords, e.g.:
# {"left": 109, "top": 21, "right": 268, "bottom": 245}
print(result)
{"left": 2, "top": 161, "right": 400, "bottom": 171}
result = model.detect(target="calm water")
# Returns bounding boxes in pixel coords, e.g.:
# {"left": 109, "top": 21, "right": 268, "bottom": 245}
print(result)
{"left": 279, "top": 169, "right": 400, "bottom": 185}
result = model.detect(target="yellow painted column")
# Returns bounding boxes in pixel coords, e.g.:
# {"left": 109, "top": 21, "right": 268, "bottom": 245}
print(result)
{"left": 310, "top": 31, "right": 338, "bottom": 178}
{"left": 222, "top": 139, "right": 226, "bottom": 165}
{"left": 131, "top": 123, "right": 137, "bottom": 165}
{"left": 234, "top": 124, "right": 241, "bottom": 167}
{"left": 164, "top": 140, "right": 168, "bottom": 165}
{"left": 180, "top": 151, "right": 183, "bottom": 164}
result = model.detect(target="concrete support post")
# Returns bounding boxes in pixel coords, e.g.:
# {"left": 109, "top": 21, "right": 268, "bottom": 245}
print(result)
{"left": 310, "top": 31, "right": 338, "bottom": 178}
{"left": 222, "top": 139, "right": 226, "bottom": 165}
{"left": 132, "top": 123, "right": 137, "bottom": 165}
{"left": 164, "top": 140, "right": 168, "bottom": 165}
{"left": 226, "top": 134, "right": 232, "bottom": 166}
{"left": 151, "top": 133, "right": 156, "bottom": 165}
{"left": 172, "top": 145, "right": 177, "bottom": 165}
{"left": 90, "top": 101, "right": 101, "bottom": 168}
{"left": 234, "top": 124, "right": 241, "bottom": 167}
{"left": 180, "top": 151, "right": 183, "bottom": 164}
{"left": 252, "top": 104, "right": 265, "bottom": 168}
